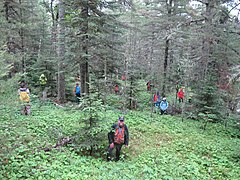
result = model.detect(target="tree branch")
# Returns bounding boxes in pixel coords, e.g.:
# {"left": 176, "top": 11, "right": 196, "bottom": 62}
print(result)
{"left": 218, "top": 40, "right": 240, "bottom": 57}
{"left": 228, "top": 3, "right": 240, "bottom": 14}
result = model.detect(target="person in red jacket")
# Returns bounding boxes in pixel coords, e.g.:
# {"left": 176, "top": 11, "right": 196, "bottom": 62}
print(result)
{"left": 146, "top": 81, "right": 151, "bottom": 91}
{"left": 114, "top": 84, "right": 119, "bottom": 94}
{"left": 177, "top": 88, "right": 184, "bottom": 103}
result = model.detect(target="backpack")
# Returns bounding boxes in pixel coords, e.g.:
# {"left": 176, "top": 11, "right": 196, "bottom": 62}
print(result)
{"left": 20, "top": 88, "right": 30, "bottom": 102}
{"left": 114, "top": 126, "right": 125, "bottom": 144}
{"left": 75, "top": 86, "right": 80, "bottom": 95}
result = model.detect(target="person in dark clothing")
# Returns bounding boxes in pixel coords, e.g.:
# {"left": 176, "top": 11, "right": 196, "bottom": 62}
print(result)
{"left": 107, "top": 116, "right": 129, "bottom": 161}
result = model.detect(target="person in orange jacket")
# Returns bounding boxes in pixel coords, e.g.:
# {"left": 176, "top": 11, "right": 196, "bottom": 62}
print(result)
{"left": 107, "top": 116, "right": 129, "bottom": 161}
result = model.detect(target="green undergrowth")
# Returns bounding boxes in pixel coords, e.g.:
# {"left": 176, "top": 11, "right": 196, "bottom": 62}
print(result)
{"left": 1, "top": 103, "right": 240, "bottom": 179}
{"left": 1, "top": 82, "right": 240, "bottom": 179}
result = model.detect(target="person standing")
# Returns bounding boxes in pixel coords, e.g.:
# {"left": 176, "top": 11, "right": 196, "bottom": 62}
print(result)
{"left": 18, "top": 81, "right": 31, "bottom": 115}
{"left": 107, "top": 116, "right": 129, "bottom": 161}
{"left": 39, "top": 74, "right": 47, "bottom": 87}
{"left": 160, "top": 97, "right": 168, "bottom": 115}
{"left": 114, "top": 84, "right": 119, "bottom": 94}
{"left": 39, "top": 74, "right": 47, "bottom": 100}
{"left": 73, "top": 83, "right": 81, "bottom": 103}
{"left": 152, "top": 92, "right": 161, "bottom": 113}
{"left": 177, "top": 88, "right": 184, "bottom": 103}
{"left": 146, "top": 81, "right": 151, "bottom": 91}
{"left": 153, "top": 92, "right": 161, "bottom": 107}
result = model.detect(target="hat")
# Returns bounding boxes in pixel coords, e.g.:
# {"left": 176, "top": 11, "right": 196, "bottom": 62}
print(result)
{"left": 118, "top": 116, "right": 124, "bottom": 121}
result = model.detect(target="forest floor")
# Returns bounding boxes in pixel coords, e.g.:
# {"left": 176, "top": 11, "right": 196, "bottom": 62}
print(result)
{"left": 1, "top": 95, "right": 240, "bottom": 179}
{"left": 0, "top": 77, "right": 239, "bottom": 179}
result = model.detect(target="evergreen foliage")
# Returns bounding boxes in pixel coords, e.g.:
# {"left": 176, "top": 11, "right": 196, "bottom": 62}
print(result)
{"left": 75, "top": 92, "right": 108, "bottom": 156}
{"left": 0, "top": 0, "right": 240, "bottom": 178}
{"left": 194, "top": 79, "right": 226, "bottom": 122}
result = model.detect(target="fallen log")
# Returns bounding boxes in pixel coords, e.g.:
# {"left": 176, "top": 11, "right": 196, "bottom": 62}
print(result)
{"left": 42, "top": 137, "right": 72, "bottom": 152}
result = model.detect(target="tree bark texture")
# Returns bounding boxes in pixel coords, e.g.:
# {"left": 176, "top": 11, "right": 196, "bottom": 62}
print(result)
{"left": 80, "top": 3, "right": 90, "bottom": 95}
{"left": 200, "top": 0, "right": 216, "bottom": 80}
{"left": 19, "top": 0, "right": 25, "bottom": 73}
{"left": 162, "top": 0, "right": 173, "bottom": 96}
{"left": 57, "top": 0, "right": 66, "bottom": 103}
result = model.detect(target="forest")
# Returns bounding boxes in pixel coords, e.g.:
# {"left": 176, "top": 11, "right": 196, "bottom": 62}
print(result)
{"left": 0, "top": 0, "right": 240, "bottom": 179}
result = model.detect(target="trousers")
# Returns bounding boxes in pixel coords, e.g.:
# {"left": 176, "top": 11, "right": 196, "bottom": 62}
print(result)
{"left": 107, "top": 143, "right": 123, "bottom": 161}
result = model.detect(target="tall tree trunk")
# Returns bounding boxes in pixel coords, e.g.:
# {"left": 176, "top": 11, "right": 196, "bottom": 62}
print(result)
{"left": 103, "top": 58, "right": 107, "bottom": 104}
{"left": 4, "top": 0, "right": 10, "bottom": 53}
{"left": 80, "top": 62, "right": 89, "bottom": 95}
{"left": 57, "top": 0, "right": 66, "bottom": 103}
{"left": 201, "top": 0, "right": 216, "bottom": 80}
{"left": 19, "top": 0, "right": 25, "bottom": 73}
{"left": 123, "top": 58, "right": 127, "bottom": 111}
{"left": 50, "top": 0, "right": 57, "bottom": 55}
{"left": 4, "top": 0, "right": 9, "bottom": 22}
{"left": 162, "top": 0, "right": 173, "bottom": 96}
{"left": 162, "top": 38, "right": 169, "bottom": 96}
{"left": 50, "top": 0, "right": 58, "bottom": 97}
{"left": 80, "top": 3, "right": 89, "bottom": 95}
{"left": 149, "top": 28, "right": 154, "bottom": 83}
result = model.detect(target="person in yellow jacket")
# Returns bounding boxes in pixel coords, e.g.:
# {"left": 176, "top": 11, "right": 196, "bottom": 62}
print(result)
{"left": 18, "top": 81, "right": 31, "bottom": 115}
{"left": 39, "top": 74, "right": 47, "bottom": 100}
{"left": 39, "top": 74, "right": 47, "bottom": 86}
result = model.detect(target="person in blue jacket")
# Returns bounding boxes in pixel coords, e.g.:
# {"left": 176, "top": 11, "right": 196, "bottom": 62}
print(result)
{"left": 160, "top": 97, "right": 168, "bottom": 115}
{"left": 73, "top": 83, "right": 81, "bottom": 103}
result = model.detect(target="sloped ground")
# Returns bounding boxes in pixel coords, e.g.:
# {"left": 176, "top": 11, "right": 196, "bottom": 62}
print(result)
{"left": 0, "top": 77, "right": 239, "bottom": 179}
{"left": 1, "top": 97, "right": 240, "bottom": 179}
